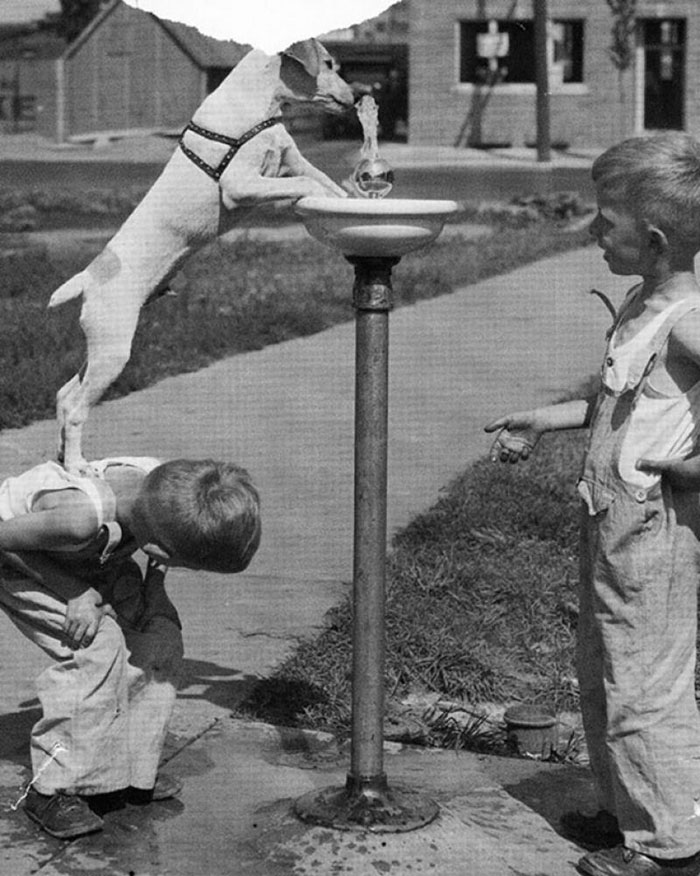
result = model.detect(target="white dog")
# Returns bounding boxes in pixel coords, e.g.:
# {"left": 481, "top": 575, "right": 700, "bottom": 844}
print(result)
{"left": 49, "top": 38, "right": 354, "bottom": 472}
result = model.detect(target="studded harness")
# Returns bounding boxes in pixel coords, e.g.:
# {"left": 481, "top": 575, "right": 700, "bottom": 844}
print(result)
{"left": 178, "top": 117, "right": 284, "bottom": 182}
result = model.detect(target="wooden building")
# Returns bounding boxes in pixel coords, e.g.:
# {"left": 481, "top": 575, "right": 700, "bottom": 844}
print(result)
{"left": 0, "top": 0, "right": 248, "bottom": 141}
{"left": 0, "top": 24, "right": 64, "bottom": 135}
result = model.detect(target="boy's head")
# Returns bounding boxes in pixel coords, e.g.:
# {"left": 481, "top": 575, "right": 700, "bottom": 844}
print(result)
{"left": 591, "top": 132, "right": 700, "bottom": 262}
{"left": 132, "top": 459, "right": 261, "bottom": 573}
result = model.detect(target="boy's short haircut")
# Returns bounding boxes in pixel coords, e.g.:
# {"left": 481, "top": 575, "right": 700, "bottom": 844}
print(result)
{"left": 136, "top": 459, "right": 261, "bottom": 573}
{"left": 592, "top": 132, "right": 700, "bottom": 255}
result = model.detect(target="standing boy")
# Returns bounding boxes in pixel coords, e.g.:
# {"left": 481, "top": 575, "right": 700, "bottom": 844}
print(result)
{"left": 486, "top": 133, "right": 700, "bottom": 876}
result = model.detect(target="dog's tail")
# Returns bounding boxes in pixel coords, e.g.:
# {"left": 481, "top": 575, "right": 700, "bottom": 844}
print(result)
{"left": 48, "top": 272, "right": 87, "bottom": 308}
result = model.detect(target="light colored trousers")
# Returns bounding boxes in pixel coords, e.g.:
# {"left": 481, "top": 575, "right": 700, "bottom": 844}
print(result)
{"left": 578, "top": 480, "right": 700, "bottom": 859}
{"left": 0, "top": 557, "right": 183, "bottom": 795}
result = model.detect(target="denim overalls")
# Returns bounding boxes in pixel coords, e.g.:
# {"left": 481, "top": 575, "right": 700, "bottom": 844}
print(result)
{"left": 577, "top": 296, "right": 700, "bottom": 859}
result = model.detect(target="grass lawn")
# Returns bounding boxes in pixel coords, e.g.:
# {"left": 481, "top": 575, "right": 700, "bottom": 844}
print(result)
{"left": 240, "top": 426, "right": 589, "bottom": 755}
{"left": 0, "top": 184, "right": 598, "bottom": 755}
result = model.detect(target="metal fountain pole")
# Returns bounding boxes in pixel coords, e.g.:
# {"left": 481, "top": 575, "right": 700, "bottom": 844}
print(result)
{"left": 294, "top": 249, "right": 439, "bottom": 831}
{"left": 348, "top": 252, "right": 396, "bottom": 796}
{"left": 294, "top": 137, "right": 455, "bottom": 831}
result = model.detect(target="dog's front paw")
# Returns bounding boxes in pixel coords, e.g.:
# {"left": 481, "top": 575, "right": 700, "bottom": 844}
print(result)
{"left": 302, "top": 179, "right": 348, "bottom": 200}
{"left": 318, "top": 179, "right": 349, "bottom": 199}
{"left": 341, "top": 176, "right": 359, "bottom": 197}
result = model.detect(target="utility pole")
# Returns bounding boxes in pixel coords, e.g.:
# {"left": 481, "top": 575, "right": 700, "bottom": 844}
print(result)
{"left": 534, "top": 0, "right": 551, "bottom": 162}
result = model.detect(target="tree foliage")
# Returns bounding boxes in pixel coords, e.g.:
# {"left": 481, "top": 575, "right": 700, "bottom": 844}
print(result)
{"left": 606, "top": 0, "right": 638, "bottom": 72}
{"left": 56, "top": 0, "right": 103, "bottom": 42}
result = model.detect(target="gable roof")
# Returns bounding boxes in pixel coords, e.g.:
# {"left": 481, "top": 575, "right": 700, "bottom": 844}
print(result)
{"left": 64, "top": 0, "right": 249, "bottom": 68}
{"left": 157, "top": 16, "right": 249, "bottom": 67}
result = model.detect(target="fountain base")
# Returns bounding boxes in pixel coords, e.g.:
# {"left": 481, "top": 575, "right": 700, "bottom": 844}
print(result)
{"left": 294, "top": 773, "right": 439, "bottom": 833}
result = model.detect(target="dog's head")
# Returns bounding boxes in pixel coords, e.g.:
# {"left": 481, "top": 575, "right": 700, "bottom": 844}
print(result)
{"left": 278, "top": 38, "right": 354, "bottom": 114}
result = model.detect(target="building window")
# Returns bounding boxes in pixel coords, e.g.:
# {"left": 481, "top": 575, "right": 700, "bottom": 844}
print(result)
{"left": 459, "top": 19, "right": 584, "bottom": 84}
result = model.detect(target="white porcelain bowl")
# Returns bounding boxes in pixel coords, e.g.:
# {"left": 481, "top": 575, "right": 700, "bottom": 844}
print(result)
{"left": 295, "top": 197, "right": 462, "bottom": 258}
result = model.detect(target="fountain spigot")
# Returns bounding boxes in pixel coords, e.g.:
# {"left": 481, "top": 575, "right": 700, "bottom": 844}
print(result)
{"left": 352, "top": 156, "right": 395, "bottom": 199}
{"left": 352, "top": 94, "right": 395, "bottom": 199}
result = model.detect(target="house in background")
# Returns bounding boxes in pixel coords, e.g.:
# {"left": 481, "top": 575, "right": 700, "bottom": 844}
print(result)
{"left": 409, "top": 0, "right": 700, "bottom": 149}
{"left": 0, "top": 0, "right": 248, "bottom": 141}
{"left": 0, "top": 23, "right": 64, "bottom": 135}
{"left": 8, "top": 0, "right": 695, "bottom": 150}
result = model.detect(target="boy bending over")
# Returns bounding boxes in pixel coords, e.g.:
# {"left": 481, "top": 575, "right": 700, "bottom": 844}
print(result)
{"left": 0, "top": 456, "right": 260, "bottom": 839}
{"left": 487, "top": 132, "right": 700, "bottom": 876}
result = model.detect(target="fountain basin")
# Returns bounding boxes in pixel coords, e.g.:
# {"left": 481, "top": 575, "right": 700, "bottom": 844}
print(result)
{"left": 295, "top": 197, "right": 462, "bottom": 258}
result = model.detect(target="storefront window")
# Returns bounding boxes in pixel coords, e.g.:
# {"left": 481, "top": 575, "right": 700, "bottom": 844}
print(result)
{"left": 459, "top": 19, "right": 584, "bottom": 84}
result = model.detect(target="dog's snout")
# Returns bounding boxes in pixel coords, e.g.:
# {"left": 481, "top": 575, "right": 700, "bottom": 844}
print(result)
{"left": 332, "top": 75, "right": 356, "bottom": 108}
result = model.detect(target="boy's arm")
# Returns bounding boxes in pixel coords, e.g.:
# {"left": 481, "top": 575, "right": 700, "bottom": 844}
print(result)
{"left": 635, "top": 452, "right": 700, "bottom": 490}
{"left": 0, "top": 490, "right": 98, "bottom": 552}
{"left": 140, "top": 560, "right": 182, "bottom": 630}
{"left": 0, "top": 491, "right": 109, "bottom": 648}
{"left": 636, "top": 312, "right": 700, "bottom": 487}
{"left": 485, "top": 397, "right": 595, "bottom": 463}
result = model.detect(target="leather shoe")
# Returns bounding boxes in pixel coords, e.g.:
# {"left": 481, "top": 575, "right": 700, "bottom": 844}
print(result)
{"left": 561, "top": 810, "right": 623, "bottom": 848}
{"left": 24, "top": 787, "right": 104, "bottom": 839}
{"left": 577, "top": 846, "right": 700, "bottom": 876}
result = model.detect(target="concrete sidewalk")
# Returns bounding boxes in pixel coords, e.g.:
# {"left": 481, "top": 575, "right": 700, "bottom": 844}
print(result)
{"left": 0, "top": 128, "right": 597, "bottom": 169}
{"left": 0, "top": 235, "right": 631, "bottom": 873}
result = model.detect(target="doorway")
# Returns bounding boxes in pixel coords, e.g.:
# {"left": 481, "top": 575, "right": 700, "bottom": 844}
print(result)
{"left": 638, "top": 18, "right": 685, "bottom": 131}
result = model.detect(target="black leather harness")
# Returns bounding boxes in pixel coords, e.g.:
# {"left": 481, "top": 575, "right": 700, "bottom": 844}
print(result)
{"left": 178, "top": 117, "right": 284, "bottom": 181}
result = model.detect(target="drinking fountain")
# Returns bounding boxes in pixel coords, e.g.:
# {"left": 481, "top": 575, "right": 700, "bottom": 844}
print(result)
{"left": 292, "top": 97, "right": 460, "bottom": 832}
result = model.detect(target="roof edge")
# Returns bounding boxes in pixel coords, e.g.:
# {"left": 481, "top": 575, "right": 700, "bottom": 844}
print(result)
{"left": 62, "top": 0, "right": 120, "bottom": 59}
{"left": 152, "top": 15, "right": 202, "bottom": 69}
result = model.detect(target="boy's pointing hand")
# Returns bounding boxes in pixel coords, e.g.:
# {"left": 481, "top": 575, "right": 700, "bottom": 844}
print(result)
{"left": 485, "top": 413, "right": 541, "bottom": 463}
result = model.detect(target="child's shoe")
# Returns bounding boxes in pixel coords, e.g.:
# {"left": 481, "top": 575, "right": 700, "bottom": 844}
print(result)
{"left": 577, "top": 846, "right": 700, "bottom": 876}
{"left": 126, "top": 772, "right": 182, "bottom": 805}
{"left": 152, "top": 772, "right": 182, "bottom": 801}
{"left": 24, "top": 787, "right": 104, "bottom": 839}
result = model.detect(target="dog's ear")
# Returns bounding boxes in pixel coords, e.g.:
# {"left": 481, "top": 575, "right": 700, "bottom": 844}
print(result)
{"left": 280, "top": 38, "right": 322, "bottom": 79}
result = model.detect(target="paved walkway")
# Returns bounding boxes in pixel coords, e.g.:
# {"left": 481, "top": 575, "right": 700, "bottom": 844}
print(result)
{"left": 0, "top": 129, "right": 599, "bottom": 168}
{"left": 0, "top": 131, "right": 632, "bottom": 874}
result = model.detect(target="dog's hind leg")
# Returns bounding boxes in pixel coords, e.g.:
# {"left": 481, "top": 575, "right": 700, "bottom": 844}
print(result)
{"left": 56, "top": 369, "right": 86, "bottom": 469}
{"left": 58, "top": 294, "right": 144, "bottom": 472}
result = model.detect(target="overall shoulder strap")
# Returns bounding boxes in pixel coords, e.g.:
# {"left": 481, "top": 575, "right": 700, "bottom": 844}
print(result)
{"left": 603, "top": 284, "right": 642, "bottom": 339}
{"left": 629, "top": 299, "right": 700, "bottom": 397}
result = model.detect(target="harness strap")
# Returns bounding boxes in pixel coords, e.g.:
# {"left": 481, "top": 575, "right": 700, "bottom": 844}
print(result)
{"left": 179, "top": 117, "right": 283, "bottom": 181}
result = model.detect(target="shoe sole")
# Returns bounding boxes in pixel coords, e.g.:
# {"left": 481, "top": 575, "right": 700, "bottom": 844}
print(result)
{"left": 576, "top": 859, "right": 604, "bottom": 876}
{"left": 153, "top": 785, "right": 182, "bottom": 802}
{"left": 25, "top": 807, "right": 104, "bottom": 840}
